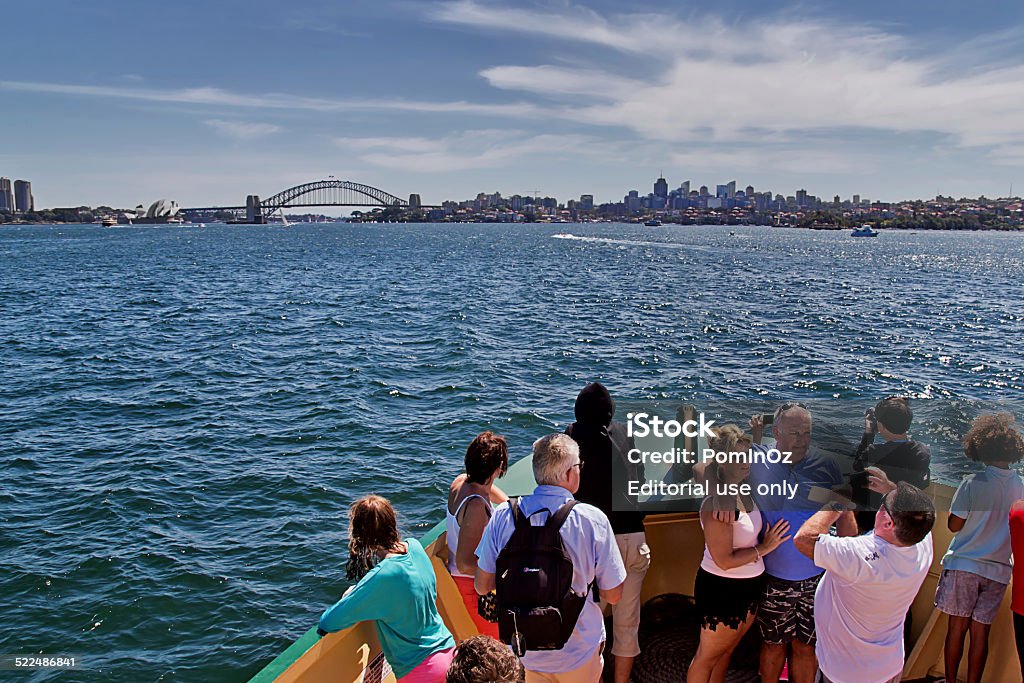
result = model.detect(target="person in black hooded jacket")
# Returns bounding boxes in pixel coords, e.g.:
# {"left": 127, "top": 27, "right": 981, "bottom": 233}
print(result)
{"left": 851, "top": 397, "right": 931, "bottom": 533}
{"left": 565, "top": 382, "right": 649, "bottom": 683}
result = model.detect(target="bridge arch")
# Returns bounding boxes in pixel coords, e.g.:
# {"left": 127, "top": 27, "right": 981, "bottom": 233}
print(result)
{"left": 259, "top": 180, "right": 408, "bottom": 213}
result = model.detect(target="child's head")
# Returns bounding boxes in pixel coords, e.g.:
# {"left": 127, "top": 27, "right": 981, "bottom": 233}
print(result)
{"left": 963, "top": 413, "right": 1024, "bottom": 464}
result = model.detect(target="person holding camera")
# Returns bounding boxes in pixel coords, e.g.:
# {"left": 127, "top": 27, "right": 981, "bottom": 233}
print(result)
{"left": 851, "top": 397, "right": 931, "bottom": 533}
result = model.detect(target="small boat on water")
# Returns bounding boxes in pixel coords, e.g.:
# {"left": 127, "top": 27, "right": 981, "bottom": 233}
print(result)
{"left": 644, "top": 219, "right": 662, "bottom": 226}
{"left": 249, "top": 415, "right": 1022, "bottom": 683}
{"left": 851, "top": 224, "right": 879, "bottom": 237}
{"left": 100, "top": 217, "right": 118, "bottom": 227}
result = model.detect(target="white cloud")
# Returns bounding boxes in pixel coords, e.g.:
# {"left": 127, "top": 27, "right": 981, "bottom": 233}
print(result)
{"left": 204, "top": 119, "right": 282, "bottom": 140}
{"left": 333, "top": 129, "right": 599, "bottom": 173}
{"left": 0, "top": 80, "right": 542, "bottom": 118}
{"left": 434, "top": 1, "right": 1024, "bottom": 153}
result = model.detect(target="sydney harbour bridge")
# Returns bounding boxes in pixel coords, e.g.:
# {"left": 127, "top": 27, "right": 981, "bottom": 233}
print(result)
{"left": 184, "top": 179, "right": 435, "bottom": 223}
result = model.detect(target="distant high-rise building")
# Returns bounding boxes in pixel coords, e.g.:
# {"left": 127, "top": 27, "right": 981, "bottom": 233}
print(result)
{"left": 14, "top": 180, "right": 33, "bottom": 212}
{"left": 0, "top": 178, "right": 13, "bottom": 212}
{"left": 654, "top": 176, "right": 668, "bottom": 200}
{"left": 853, "top": 194, "right": 861, "bottom": 205}
{"left": 833, "top": 195, "right": 841, "bottom": 206}
{"left": 699, "top": 185, "right": 709, "bottom": 197}
{"left": 680, "top": 181, "right": 690, "bottom": 195}
{"left": 716, "top": 184, "right": 728, "bottom": 198}
{"left": 625, "top": 190, "right": 642, "bottom": 213}
{"left": 579, "top": 194, "right": 594, "bottom": 211}
{"left": 796, "top": 188, "right": 808, "bottom": 207}
{"left": 745, "top": 185, "right": 754, "bottom": 197}
{"left": 726, "top": 181, "right": 736, "bottom": 199}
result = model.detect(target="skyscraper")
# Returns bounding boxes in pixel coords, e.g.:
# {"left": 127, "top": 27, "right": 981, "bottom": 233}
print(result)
{"left": 796, "top": 188, "right": 808, "bottom": 207}
{"left": 625, "top": 190, "right": 641, "bottom": 213}
{"left": 14, "top": 180, "right": 34, "bottom": 212}
{"left": 680, "top": 181, "right": 690, "bottom": 195}
{"left": 0, "top": 178, "right": 13, "bottom": 212}
{"left": 654, "top": 176, "right": 668, "bottom": 203}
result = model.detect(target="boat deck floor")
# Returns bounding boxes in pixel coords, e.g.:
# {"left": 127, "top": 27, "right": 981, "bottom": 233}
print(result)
{"left": 615, "top": 596, "right": 759, "bottom": 682}
{"left": 603, "top": 595, "right": 939, "bottom": 682}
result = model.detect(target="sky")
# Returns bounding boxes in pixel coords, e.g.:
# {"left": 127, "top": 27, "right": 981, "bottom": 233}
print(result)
{"left": 2, "top": 0, "right": 1023, "bottom": 209}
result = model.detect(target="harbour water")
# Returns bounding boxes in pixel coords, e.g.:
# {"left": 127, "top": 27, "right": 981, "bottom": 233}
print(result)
{"left": 2, "top": 222, "right": 1023, "bottom": 681}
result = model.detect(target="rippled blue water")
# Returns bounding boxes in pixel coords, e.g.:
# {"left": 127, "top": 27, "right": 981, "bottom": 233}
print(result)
{"left": 2, "top": 223, "right": 1023, "bottom": 681}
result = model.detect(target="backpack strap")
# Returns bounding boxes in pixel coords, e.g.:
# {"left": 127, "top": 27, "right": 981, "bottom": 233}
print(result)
{"left": 545, "top": 500, "right": 579, "bottom": 531}
{"left": 510, "top": 497, "right": 535, "bottom": 532}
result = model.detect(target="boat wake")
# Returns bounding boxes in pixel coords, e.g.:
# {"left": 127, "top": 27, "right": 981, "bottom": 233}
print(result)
{"left": 552, "top": 233, "right": 706, "bottom": 251}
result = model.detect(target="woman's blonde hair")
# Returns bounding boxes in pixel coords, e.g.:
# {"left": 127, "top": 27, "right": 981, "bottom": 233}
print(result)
{"left": 708, "top": 423, "right": 752, "bottom": 454}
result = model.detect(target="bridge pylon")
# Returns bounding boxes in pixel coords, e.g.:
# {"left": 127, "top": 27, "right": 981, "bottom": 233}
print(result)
{"left": 246, "top": 195, "right": 265, "bottom": 224}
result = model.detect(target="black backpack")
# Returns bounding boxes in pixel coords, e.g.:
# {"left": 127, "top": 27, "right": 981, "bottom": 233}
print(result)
{"left": 494, "top": 498, "right": 589, "bottom": 655}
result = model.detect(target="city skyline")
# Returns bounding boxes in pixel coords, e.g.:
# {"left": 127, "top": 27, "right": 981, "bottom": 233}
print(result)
{"left": 1, "top": 0, "right": 1023, "bottom": 207}
{"left": 0, "top": 169, "right": 964, "bottom": 214}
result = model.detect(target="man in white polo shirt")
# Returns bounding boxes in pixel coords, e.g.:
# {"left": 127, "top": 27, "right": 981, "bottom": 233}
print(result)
{"left": 794, "top": 473, "right": 935, "bottom": 683}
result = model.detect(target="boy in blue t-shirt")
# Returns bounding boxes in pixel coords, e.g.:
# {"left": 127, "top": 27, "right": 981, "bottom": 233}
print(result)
{"left": 937, "top": 413, "right": 1024, "bottom": 683}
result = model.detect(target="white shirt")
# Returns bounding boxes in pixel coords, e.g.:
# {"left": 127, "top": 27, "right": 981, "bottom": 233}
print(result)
{"left": 813, "top": 531, "right": 932, "bottom": 683}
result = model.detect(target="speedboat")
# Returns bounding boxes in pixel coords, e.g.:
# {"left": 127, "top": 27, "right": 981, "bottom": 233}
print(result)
{"left": 851, "top": 224, "right": 879, "bottom": 237}
{"left": 247, "top": 409, "right": 1023, "bottom": 683}
{"left": 644, "top": 219, "right": 662, "bottom": 227}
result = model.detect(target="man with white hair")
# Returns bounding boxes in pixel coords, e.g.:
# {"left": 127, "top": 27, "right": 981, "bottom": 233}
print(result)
{"left": 747, "top": 403, "right": 843, "bottom": 683}
{"left": 476, "top": 433, "right": 627, "bottom": 683}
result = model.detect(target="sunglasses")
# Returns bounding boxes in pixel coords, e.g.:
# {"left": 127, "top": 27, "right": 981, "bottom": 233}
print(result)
{"left": 880, "top": 493, "right": 895, "bottom": 520}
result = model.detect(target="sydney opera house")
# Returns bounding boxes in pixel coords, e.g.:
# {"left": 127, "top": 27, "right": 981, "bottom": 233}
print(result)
{"left": 135, "top": 199, "right": 184, "bottom": 224}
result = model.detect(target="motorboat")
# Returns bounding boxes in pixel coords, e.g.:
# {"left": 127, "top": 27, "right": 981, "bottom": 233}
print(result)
{"left": 644, "top": 219, "right": 662, "bottom": 226}
{"left": 851, "top": 224, "right": 879, "bottom": 237}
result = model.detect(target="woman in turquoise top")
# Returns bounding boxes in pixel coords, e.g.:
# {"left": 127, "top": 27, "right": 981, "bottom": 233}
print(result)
{"left": 319, "top": 495, "right": 455, "bottom": 682}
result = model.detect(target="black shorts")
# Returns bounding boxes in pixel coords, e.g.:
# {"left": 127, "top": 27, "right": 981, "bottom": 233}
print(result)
{"left": 757, "top": 574, "right": 821, "bottom": 645}
{"left": 694, "top": 567, "right": 765, "bottom": 630}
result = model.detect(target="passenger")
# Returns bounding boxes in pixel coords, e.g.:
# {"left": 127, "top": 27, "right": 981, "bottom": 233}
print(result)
{"left": 794, "top": 471, "right": 935, "bottom": 683}
{"left": 565, "top": 382, "right": 648, "bottom": 683}
{"left": 446, "top": 431, "right": 509, "bottom": 638}
{"left": 1009, "top": 499, "right": 1024, "bottom": 681}
{"left": 445, "top": 634, "right": 526, "bottom": 683}
{"left": 747, "top": 403, "right": 843, "bottom": 683}
{"left": 851, "top": 396, "right": 931, "bottom": 532}
{"left": 475, "top": 433, "right": 627, "bottom": 683}
{"left": 936, "top": 413, "right": 1024, "bottom": 683}
{"left": 688, "top": 424, "right": 791, "bottom": 683}
{"left": 319, "top": 495, "right": 455, "bottom": 682}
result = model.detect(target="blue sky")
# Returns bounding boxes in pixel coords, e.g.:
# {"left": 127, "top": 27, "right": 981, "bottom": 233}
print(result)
{"left": 2, "top": 0, "right": 1023, "bottom": 208}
